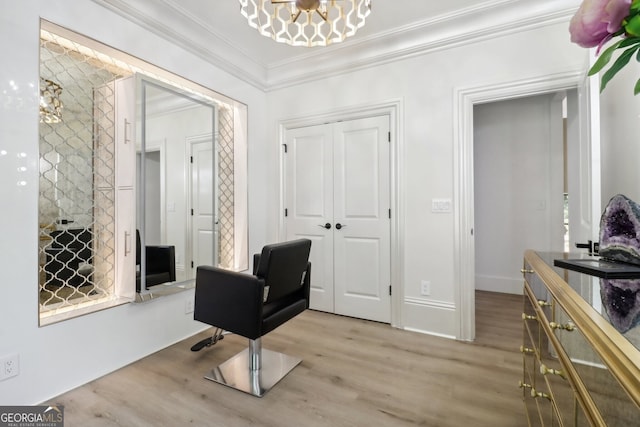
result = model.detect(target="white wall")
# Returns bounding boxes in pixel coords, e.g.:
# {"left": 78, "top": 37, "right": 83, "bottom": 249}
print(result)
{"left": 267, "top": 22, "right": 586, "bottom": 336}
{"left": 0, "top": 1, "right": 268, "bottom": 405}
{"left": 599, "top": 60, "right": 640, "bottom": 205}
{"left": 474, "top": 94, "right": 565, "bottom": 294}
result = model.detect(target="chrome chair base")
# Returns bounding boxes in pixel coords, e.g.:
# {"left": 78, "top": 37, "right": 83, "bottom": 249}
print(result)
{"left": 204, "top": 345, "right": 301, "bottom": 397}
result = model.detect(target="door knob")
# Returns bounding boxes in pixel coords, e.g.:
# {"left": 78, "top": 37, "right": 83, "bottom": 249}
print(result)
{"left": 335, "top": 223, "right": 346, "bottom": 230}
{"left": 318, "top": 223, "right": 332, "bottom": 229}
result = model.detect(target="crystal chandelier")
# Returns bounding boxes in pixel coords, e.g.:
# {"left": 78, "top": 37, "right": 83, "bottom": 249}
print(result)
{"left": 40, "top": 77, "right": 63, "bottom": 124}
{"left": 239, "top": 0, "right": 372, "bottom": 47}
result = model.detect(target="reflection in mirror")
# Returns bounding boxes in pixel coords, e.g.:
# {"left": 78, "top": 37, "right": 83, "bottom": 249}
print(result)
{"left": 137, "top": 77, "right": 241, "bottom": 294}
{"left": 38, "top": 26, "right": 133, "bottom": 322}
{"left": 38, "top": 21, "right": 248, "bottom": 322}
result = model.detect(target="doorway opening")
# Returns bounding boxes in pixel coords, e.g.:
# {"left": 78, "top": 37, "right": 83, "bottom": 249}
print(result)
{"left": 454, "top": 71, "right": 601, "bottom": 341}
{"left": 472, "top": 91, "right": 571, "bottom": 346}
{"left": 473, "top": 92, "right": 568, "bottom": 296}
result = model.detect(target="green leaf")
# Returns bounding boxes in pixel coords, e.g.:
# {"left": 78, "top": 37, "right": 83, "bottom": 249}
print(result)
{"left": 600, "top": 45, "right": 640, "bottom": 92}
{"left": 589, "top": 40, "right": 624, "bottom": 76}
{"left": 634, "top": 78, "right": 640, "bottom": 95}
{"left": 619, "top": 37, "right": 640, "bottom": 48}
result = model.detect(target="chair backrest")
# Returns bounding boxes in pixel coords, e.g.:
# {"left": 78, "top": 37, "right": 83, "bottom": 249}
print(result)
{"left": 255, "top": 239, "right": 311, "bottom": 303}
{"left": 136, "top": 229, "right": 142, "bottom": 266}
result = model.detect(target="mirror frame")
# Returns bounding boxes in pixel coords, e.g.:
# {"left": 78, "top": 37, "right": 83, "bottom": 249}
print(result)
{"left": 137, "top": 75, "right": 226, "bottom": 295}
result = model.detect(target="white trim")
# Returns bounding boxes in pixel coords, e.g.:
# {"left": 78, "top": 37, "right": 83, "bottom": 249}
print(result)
{"left": 453, "top": 71, "right": 582, "bottom": 341}
{"left": 39, "top": 296, "right": 132, "bottom": 327}
{"left": 278, "top": 99, "right": 404, "bottom": 328}
{"left": 403, "top": 327, "right": 456, "bottom": 340}
{"left": 404, "top": 296, "right": 456, "bottom": 311}
{"left": 267, "top": 6, "right": 578, "bottom": 91}
{"left": 88, "top": 0, "right": 579, "bottom": 91}
{"left": 88, "top": 0, "right": 267, "bottom": 90}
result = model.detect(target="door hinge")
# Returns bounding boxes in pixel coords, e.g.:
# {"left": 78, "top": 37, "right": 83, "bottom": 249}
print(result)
{"left": 388, "top": 209, "right": 391, "bottom": 219}
{"left": 283, "top": 143, "right": 288, "bottom": 153}
{"left": 191, "top": 209, "right": 194, "bottom": 216}
{"left": 190, "top": 156, "right": 193, "bottom": 163}
{"left": 389, "top": 285, "right": 392, "bottom": 296}
{"left": 388, "top": 132, "right": 391, "bottom": 143}
{"left": 191, "top": 261, "right": 194, "bottom": 268}
{"left": 285, "top": 208, "right": 288, "bottom": 217}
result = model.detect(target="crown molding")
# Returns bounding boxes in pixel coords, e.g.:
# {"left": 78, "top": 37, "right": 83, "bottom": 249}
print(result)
{"left": 89, "top": 0, "right": 580, "bottom": 92}
{"left": 265, "top": 2, "right": 580, "bottom": 90}
{"left": 89, "top": 0, "right": 268, "bottom": 90}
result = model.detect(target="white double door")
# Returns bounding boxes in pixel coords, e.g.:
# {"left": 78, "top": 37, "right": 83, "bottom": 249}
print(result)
{"left": 284, "top": 116, "right": 391, "bottom": 323}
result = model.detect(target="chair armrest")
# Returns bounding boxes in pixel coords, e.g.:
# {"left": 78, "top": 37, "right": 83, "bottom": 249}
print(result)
{"left": 194, "top": 266, "right": 264, "bottom": 340}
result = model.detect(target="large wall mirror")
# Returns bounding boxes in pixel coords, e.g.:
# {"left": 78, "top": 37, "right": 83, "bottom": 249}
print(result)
{"left": 136, "top": 76, "right": 244, "bottom": 293}
{"left": 38, "top": 21, "right": 248, "bottom": 323}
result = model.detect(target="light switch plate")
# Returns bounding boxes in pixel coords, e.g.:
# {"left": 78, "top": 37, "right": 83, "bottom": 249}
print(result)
{"left": 431, "top": 198, "right": 452, "bottom": 213}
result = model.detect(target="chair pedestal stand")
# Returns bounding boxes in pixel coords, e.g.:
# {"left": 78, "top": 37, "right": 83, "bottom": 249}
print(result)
{"left": 204, "top": 338, "right": 301, "bottom": 397}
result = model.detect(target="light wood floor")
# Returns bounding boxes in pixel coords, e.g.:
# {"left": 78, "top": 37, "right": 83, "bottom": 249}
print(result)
{"left": 47, "top": 291, "right": 525, "bottom": 426}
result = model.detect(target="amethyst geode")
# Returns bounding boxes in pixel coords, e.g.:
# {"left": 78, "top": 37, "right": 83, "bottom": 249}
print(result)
{"left": 600, "top": 279, "right": 640, "bottom": 333}
{"left": 599, "top": 194, "right": 640, "bottom": 266}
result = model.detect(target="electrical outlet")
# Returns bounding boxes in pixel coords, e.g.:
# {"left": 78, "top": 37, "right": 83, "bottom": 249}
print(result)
{"left": 0, "top": 353, "right": 19, "bottom": 381}
{"left": 421, "top": 280, "right": 431, "bottom": 296}
{"left": 185, "top": 298, "right": 194, "bottom": 314}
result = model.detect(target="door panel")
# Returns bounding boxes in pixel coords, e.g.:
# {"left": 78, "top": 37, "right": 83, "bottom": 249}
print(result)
{"left": 284, "top": 116, "right": 391, "bottom": 322}
{"left": 333, "top": 117, "right": 391, "bottom": 322}
{"left": 341, "top": 237, "right": 382, "bottom": 296}
{"left": 342, "top": 132, "right": 379, "bottom": 216}
{"left": 285, "top": 125, "right": 334, "bottom": 312}
{"left": 294, "top": 133, "right": 330, "bottom": 218}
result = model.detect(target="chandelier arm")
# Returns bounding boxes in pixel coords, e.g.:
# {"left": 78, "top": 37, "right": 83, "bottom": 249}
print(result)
{"left": 315, "top": 9, "right": 328, "bottom": 22}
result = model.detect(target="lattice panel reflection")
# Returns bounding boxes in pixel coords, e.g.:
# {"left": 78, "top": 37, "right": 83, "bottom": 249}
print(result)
{"left": 39, "top": 34, "right": 131, "bottom": 312}
{"left": 39, "top": 27, "right": 240, "bottom": 315}
{"left": 218, "top": 107, "right": 235, "bottom": 270}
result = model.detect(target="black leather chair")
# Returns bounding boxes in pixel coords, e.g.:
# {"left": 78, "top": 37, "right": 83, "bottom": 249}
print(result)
{"left": 193, "top": 238, "right": 312, "bottom": 397}
{"left": 136, "top": 230, "right": 176, "bottom": 292}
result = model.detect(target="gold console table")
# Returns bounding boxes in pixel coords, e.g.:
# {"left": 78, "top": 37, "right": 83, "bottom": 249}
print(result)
{"left": 521, "top": 250, "right": 640, "bottom": 426}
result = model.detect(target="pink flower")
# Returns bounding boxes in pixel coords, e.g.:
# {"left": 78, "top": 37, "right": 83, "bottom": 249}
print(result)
{"left": 569, "top": 0, "right": 632, "bottom": 48}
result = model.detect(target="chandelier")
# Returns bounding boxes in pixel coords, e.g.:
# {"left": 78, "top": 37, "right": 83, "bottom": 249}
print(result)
{"left": 40, "top": 78, "right": 63, "bottom": 124}
{"left": 239, "top": 0, "right": 372, "bottom": 47}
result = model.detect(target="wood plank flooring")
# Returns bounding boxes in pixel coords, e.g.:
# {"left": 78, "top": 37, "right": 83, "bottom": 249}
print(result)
{"left": 46, "top": 291, "right": 525, "bottom": 426}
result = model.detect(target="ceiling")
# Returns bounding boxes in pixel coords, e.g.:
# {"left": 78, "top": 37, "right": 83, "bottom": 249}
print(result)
{"left": 90, "top": 0, "right": 580, "bottom": 90}
{"left": 166, "top": 0, "right": 490, "bottom": 65}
